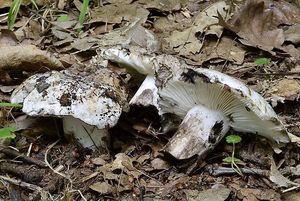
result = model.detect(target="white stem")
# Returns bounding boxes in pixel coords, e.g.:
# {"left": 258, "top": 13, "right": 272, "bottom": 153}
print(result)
{"left": 163, "top": 105, "right": 230, "bottom": 160}
{"left": 129, "top": 75, "right": 159, "bottom": 110}
{"left": 63, "top": 116, "right": 109, "bottom": 150}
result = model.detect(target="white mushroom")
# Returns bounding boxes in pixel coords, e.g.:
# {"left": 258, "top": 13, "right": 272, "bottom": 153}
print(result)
{"left": 100, "top": 46, "right": 158, "bottom": 108}
{"left": 159, "top": 68, "right": 292, "bottom": 160}
{"left": 99, "top": 47, "right": 185, "bottom": 111}
{"left": 10, "top": 66, "right": 127, "bottom": 150}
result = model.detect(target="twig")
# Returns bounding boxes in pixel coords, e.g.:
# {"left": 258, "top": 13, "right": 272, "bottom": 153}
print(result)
{"left": 0, "top": 147, "right": 47, "bottom": 168}
{"left": 0, "top": 175, "right": 42, "bottom": 191}
{"left": 44, "top": 140, "right": 72, "bottom": 184}
{"left": 209, "top": 166, "right": 269, "bottom": 177}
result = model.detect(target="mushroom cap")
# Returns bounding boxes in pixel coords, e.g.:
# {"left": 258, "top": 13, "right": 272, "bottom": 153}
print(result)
{"left": 11, "top": 67, "right": 127, "bottom": 129}
{"left": 159, "top": 68, "right": 290, "bottom": 144}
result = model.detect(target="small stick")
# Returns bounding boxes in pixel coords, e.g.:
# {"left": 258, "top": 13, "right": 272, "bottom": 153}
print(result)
{"left": 0, "top": 175, "right": 42, "bottom": 191}
{"left": 0, "top": 147, "right": 47, "bottom": 168}
{"left": 209, "top": 166, "right": 269, "bottom": 177}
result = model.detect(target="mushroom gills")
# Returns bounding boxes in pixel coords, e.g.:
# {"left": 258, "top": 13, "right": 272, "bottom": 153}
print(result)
{"left": 63, "top": 116, "right": 109, "bottom": 150}
{"left": 163, "top": 105, "right": 229, "bottom": 160}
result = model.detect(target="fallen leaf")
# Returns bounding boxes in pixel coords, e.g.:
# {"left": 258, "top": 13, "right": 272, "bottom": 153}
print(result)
{"left": 222, "top": 0, "right": 300, "bottom": 54}
{"left": 89, "top": 182, "right": 115, "bottom": 194}
{"left": 0, "top": 45, "right": 64, "bottom": 71}
{"left": 184, "top": 188, "right": 231, "bottom": 201}
{"left": 90, "top": 4, "right": 149, "bottom": 24}
{"left": 166, "top": 1, "right": 229, "bottom": 56}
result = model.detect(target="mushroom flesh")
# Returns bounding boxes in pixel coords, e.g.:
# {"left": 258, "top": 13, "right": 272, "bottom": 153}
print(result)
{"left": 10, "top": 66, "right": 127, "bottom": 150}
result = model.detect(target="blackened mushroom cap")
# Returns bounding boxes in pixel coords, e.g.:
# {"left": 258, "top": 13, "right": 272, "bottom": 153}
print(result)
{"left": 159, "top": 68, "right": 291, "bottom": 144}
{"left": 10, "top": 67, "right": 128, "bottom": 129}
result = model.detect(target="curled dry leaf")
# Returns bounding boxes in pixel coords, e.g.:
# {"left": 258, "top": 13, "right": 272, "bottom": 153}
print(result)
{"left": 221, "top": 0, "right": 300, "bottom": 54}
{"left": 90, "top": 4, "right": 149, "bottom": 24}
{"left": 166, "top": 1, "right": 229, "bottom": 56}
{"left": 223, "top": 0, "right": 284, "bottom": 53}
{"left": 0, "top": 45, "right": 64, "bottom": 72}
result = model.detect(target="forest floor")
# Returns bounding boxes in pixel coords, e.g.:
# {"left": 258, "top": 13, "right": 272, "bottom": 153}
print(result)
{"left": 1, "top": 0, "right": 300, "bottom": 200}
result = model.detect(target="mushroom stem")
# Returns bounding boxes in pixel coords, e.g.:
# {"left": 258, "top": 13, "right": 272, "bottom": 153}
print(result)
{"left": 63, "top": 116, "right": 109, "bottom": 151}
{"left": 163, "top": 105, "right": 230, "bottom": 160}
{"left": 129, "top": 75, "right": 159, "bottom": 108}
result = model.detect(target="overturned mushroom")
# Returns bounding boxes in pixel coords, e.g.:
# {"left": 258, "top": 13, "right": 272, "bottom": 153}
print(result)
{"left": 100, "top": 46, "right": 158, "bottom": 109}
{"left": 99, "top": 47, "right": 185, "bottom": 112}
{"left": 10, "top": 66, "right": 127, "bottom": 150}
{"left": 159, "top": 68, "right": 293, "bottom": 162}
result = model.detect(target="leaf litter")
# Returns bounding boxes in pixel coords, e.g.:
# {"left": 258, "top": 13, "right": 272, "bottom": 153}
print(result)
{"left": 1, "top": 0, "right": 300, "bottom": 200}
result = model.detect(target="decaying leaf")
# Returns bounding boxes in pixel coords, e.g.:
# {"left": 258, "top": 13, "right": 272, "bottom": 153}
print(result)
{"left": 166, "top": 1, "right": 229, "bottom": 56}
{"left": 184, "top": 188, "right": 231, "bottom": 201}
{"left": 237, "top": 188, "right": 281, "bottom": 201}
{"left": 188, "top": 36, "right": 246, "bottom": 65}
{"left": 138, "top": 0, "right": 188, "bottom": 11}
{"left": 222, "top": 0, "right": 300, "bottom": 54}
{"left": 265, "top": 79, "right": 300, "bottom": 102}
{"left": 0, "top": 45, "right": 64, "bottom": 71}
{"left": 224, "top": 0, "right": 284, "bottom": 53}
{"left": 90, "top": 4, "right": 149, "bottom": 24}
{"left": 90, "top": 182, "right": 115, "bottom": 194}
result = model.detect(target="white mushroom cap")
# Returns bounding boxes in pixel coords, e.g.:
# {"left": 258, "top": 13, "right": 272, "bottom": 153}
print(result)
{"left": 159, "top": 68, "right": 291, "bottom": 144}
{"left": 11, "top": 67, "right": 127, "bottom": 129}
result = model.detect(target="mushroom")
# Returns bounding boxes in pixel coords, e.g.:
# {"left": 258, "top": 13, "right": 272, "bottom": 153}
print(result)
{"left": 99, "top": 46, "right": 159, "bottom": 109}
{"left": 99, "top": 47, "right": 185, "bottom": 112}
{"left": 95, "top": 19, "right": 160, "bottom": 109}
{"left": 10, "top": 66, "right": 127, "bottom": 150}
{"left": 159, "top": 67, "right": 293, "bottom": 162}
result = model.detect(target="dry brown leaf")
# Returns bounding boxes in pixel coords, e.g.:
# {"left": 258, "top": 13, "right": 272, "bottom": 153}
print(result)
{"left": 223, "top": 0, "right": 285, "bottom": 53}
{"left": 165, "top": 1, "right": 228, "bottom": 56}
{"left": 0, "top": 45, "right": 64, "bottom": 71}
{"left": 265, "top": 79, "right": 300, "bottom": 102}
{"left": 90, "top": 4, "right": 149, "bottom": 24}
{"left": 238, "top": 188, "right": 281, "bottom": 201}
{"left": 184, "top": 188, "right": 231, "bottom": 201}
{"left": 89, "top": 182, "right": 115, "bottom": 194}
{"left": 189, "top": 36, "right": 246, "bottom": 65}
{"left": 138, "top": 0, "right": 188, "bottom": 11}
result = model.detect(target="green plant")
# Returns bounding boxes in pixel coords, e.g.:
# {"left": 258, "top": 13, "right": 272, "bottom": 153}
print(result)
{"left": 57, "top": 15, "right": 69, "bottom": 22}
{"left": 7, "top": 0, "right": 22, "bottom": 30}
{"left": 223, "top": 134, "right": 242, "bottom": 175}
{"left": 0, "top": 102, "right": 22, "bottom": 139}
{"left": 7, "top": 0, "right": 38, "bottom": 30}
{"left": 254, "top": 57, "right": 269, "bottom": 66}
{"left": 0, "top": 127, "right": 16, "bottom": 139}
{"left": 77, "top": 0, "right": 89, "bottom": 32}
{"left": 0, "top": 102, "right": 22, "bottom": 108}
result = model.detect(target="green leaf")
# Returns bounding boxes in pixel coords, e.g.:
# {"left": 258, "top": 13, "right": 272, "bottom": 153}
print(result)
{"left": 223, "top": 156, "right": 242, "bottom": 164}
{"left": 7, "top": 0, "right": 22, "bottom": 30}
{"left": 77, "top": 0, "right": 89, "bottom": 32}
{"left": 255, "top": 57, "right": 269, "bottom": 65}
{"left": 0, "top": 127, "right": 17, "bottom": 139}
{"left": 226, "top": 135, "right": 241, "bottom": 144}
{"left": 57, "top": 15, "right": 69, "bottom": 22}
{"left": 0, "top": 102, "right": 22, "bottom": 108}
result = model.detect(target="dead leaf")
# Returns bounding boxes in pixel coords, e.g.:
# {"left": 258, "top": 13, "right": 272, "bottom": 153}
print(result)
{"left": 151, "top": 158, "right": 169, "bottom": 170}
{"left": 189, "top": 36, "right": 246, "bottom": 65}
{"left": 138, "top": 0, "right": 188, "bottom": 11}
{"left": 265, "top": 79, "right": 300, "bottom": 101}
{"left": 185, "top": 188, "right": 231, "bottom": 201}
{"left": 89, "top": 182, "right": 115, "bottom": 194}
{"left": 165, "top": 1, "right": 229, "bottom": 56}
{"left": 90, "top": 4, "right": 149, "bottom": 24}
{"left": 222, "top": 0, "right": 292, "bottom": 54}
{"left": 269, "top": 159, "right": 299, "bottom": 188}
{"left": 238, "top": 188, "right": 281, "bottom": 201}
{"left": 0, "top": 45, "right": 64, "bottom": 71}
